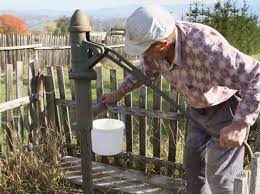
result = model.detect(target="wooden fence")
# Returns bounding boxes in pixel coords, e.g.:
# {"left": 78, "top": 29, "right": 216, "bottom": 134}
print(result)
{"left": 0, "top": 33, "right": 137, "bottom": 70}
{"left": 0, "top": 36, "right": 259, "bottom": 193}
{"left": 0, "top": 60, "right": 40, "bottom": 153}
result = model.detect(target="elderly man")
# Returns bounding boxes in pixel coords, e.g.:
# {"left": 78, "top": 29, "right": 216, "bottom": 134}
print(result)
{"left": 101, "top": 4, "right": 260, "bottom": 194}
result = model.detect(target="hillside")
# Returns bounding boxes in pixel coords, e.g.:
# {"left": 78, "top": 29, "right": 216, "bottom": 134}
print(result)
{"left": 0, "top": 2, "right": 259, "bottom": 31}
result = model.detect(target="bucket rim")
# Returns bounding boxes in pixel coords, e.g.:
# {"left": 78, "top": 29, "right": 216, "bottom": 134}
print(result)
{"left": 92, "top": 118, "right": 125, "bottom": 131}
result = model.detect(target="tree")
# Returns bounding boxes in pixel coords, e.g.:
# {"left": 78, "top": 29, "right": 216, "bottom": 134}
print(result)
{"left": 186, "top": 0, "right": 260, "bottom": 55}
{"left": 0, "top": 14, "right": 28, "bottom": 34}
{"left": 53, "top": 16, "right": 70, "bottom": 36}
{"left": 43, "top": 23, "right": 57, "bottom": 34}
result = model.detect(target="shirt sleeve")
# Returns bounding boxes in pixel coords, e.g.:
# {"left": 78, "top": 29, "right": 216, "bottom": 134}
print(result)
{"left": 204, "top": 36, "right": 260, "bottom": 126}
{"left": 118, "top": 58, "right": 160, "bottom": 95}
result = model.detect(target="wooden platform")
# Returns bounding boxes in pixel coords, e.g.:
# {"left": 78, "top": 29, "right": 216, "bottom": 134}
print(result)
{"left": 61, "top": 156, "right": 186, "bottom": 194}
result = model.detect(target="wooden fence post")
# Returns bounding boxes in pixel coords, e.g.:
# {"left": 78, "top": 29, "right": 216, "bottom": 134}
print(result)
{"left": 139, "top": 85, "right": 147, "bottom": 171}
{"left": 124, "top": 70, "right": 133, "bottom": 168}
{"left": 234, "top": 170, "right": 251, "bottom": 194}
{"left": 38, "top": 74, "right": 47, "bottom": 143}
{"left": 28, "top": 60, "right": 38, "bottom": 145}
{"left": 0, "top": 64, "right": 2, "bottom": 153}
{"left": 56, "top": 65, "right": 72, "bottom": 155}
{"left": 16, "top": 61, "right": 24, "bottom": 143}
{"left": 168, "top": 86, "right": 179, "bottom": 176}
{"left": 95, "top": 66, "right": 108, "bottom": 164}
{"left": 153, "top": 76, "right": 162, "bottom": 173}
{"left": 45, "top": 75, "right": 58, "bottom": 132}
{"left": 47, "top": 67, "right": 61, "bottom": 133}
{"left": 6, "top": 64, "right": 14, "bottom": 151}
{"left": 250, "top": 152, "right": 260, "bottom": 194}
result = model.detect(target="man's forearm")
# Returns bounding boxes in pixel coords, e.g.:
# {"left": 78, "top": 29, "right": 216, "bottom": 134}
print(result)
{"left": 117, "top": 74, "right": 144, "bottom": 95}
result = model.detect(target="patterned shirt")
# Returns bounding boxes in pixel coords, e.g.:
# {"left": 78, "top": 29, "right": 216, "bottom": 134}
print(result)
{"left": 118, "top": 21, "right": 260, "bottom": 126}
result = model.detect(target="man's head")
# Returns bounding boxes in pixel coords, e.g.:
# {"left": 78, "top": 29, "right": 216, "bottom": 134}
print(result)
{"left": 125, "top": 4, "right": 176, "bottom": 59}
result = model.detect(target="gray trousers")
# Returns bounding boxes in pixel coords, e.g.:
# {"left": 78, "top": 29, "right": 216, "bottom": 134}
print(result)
{"left": 184, "top": 94, "right": 246, "bottom": 194}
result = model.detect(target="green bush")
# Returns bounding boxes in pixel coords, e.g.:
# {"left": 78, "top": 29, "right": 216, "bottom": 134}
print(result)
{"left": 186, "top": 0, "right": 260, "bottom": 55}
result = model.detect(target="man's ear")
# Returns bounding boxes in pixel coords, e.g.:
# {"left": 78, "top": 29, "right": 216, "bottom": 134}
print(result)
{"left": 159, "top": 39, "right": 169, "bottom": 51}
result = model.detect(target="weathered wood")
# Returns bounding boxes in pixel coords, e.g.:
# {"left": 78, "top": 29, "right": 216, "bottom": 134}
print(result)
{"left": 255, "top": 118, "right": 260, "bottom": 151}
{"left": 0, "top": 44, "right": 42, "bottom": 51}
{"left": 55, "top": 99, "right": 183, "bottom": 120}
{"left": 168, "top": 86, "right": 179, "bottom": 175}
{"left": 95, "top": 66, "right": 108, "bottom": 164}
{"left": 0, "top": 64, "right": 2, "bottom": 152}
{"left": 110, "top": 69, "right": 120, "bottom": 166}
{"left": 0, "top": 96, "right": 32, "bottom": 113}
{"left": 124, "top": 71, "right": 133, "bottom": 153}
{"left": 34, "top": 46, "right": 71, "bottom": 50}
{"left": 16, "top": 61, "right": 24, "bottom": 142}
{"left": 47, "top": 67, "right": 61, "bottom": 133}
{"left": 6, "top": 64, "right": 14, "bottom": 151}
{"left": 110, "top": 69, "right": 118, "bottom": 119}
{"left": 153, "top": 76, "right": 162, "bottom": 173}
{"left": 38, "top": 74, "right": 47, "bottom": 143}
{"left": 28, "top": 60, "right": 38, "bottom": 144}
{"left": 95, "top": 66, "right": 106, "bottom": 118}
{"left": 56, "top": 66, "right": 72, "bottom": 154}
{"left": 250, "top": 152, "right": 260, "bottom": 194}
{"left": 234, "top": 170, "right": 250, "bottom": 194}
{"left": 61, "top": 156, "right": 186, "bottom": 194}
{"left": 139, "top": 86, "right": 147, "bottom": 171}
{"left": 44, "top": 75, "right": 58, "bottom": 131}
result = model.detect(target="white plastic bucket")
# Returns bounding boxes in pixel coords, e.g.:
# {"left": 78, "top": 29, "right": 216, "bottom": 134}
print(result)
{"left": 91, "top": 119, "right": 125, "bottom": 156}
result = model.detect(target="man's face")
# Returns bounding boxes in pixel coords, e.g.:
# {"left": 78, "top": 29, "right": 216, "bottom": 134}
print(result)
{"left": 142, "top": 40, "right": 168, "bottom": 62}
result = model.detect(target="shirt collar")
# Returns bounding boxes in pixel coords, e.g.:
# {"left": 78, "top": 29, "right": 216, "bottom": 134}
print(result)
{"left": 173, "top": 25, "right": 182, "bottom": 66}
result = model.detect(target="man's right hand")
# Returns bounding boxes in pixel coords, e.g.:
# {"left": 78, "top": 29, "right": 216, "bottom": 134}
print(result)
{"left": 100, "top": 90, "right": 124, "bottom": 105}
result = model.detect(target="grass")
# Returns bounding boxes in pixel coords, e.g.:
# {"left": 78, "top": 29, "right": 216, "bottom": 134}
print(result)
{"left": 252, "top": 53, "right": 260, "bottom": 61}
{"left": 0, "top": 129, "right": 82, "bottom": 193}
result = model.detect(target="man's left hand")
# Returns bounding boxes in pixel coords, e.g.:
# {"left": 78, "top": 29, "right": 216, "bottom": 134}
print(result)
{"left": 219, "top": 121, "right": 248, "bottom": 148}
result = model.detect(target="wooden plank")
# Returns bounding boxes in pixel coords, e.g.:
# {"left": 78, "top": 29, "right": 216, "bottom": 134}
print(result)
{"left": 60, "top": 156, "right": 186, "bottom": 194}
{"left": 16, "top": 61, "right": 24, "bottom": 143}
{"left": 0, "top": 64, "right": 2, "bottom": 152}
{"left": 95, "top": 66, "right": 108, "bottom": 164}
{"left": 38, "top": 74, "right": 47, "bottom": 143}
{"left": 70, "top": 78, "right": 75, "bottom": 100}
{"left": 28, "top": 60, "right": 38, "bottom": 144}
{"left": 45, "top": 75, "right": 58, "bottom": 131}
{"left": 0, "top": 96, "right": 31, "bottom": 113}
{"left": 56, "top": 66, "right": 72, "bottom": 154}
{"left": 124, "top": 71, "right": 133, "bottom": 153}
{"left": 234, "top": 170, "right": 250, "bottom": 194}
{"left": 110, "top": 69, "right": 118, "bottom": 119}
{"left": 6, "top": 63, "right": 14, "bottom": 151}
{"left": 34, "top": 46, "right": 71, "bottom": 50}
{"left": 250, "top": 152, "right": 260, "bottom": 194}
{"left": 6, "top": 35, "right": 11, "bottom": 64}
{"left": 110, "top": 69, "right": 120, "bottom": 166}
{"left": 55, "top": 99, "right": 183, "bottom": 120}
{"left": 95, "top": 66, "right": 106, "bottom": 118}
{"left": 12, "top": 35, "right": 16, "bottom": 66}
{"left": 168, "top": 86, "right": 179, "bottom": 175}
{"left": 0, "top": 44, "right": 42, "bottom": 51}
{"left": 47, "top": 66, "right": 61, "bottom": 132}
{"left": 139, "top": 85, "right": 147, "bottom": 172}
{"left": 153, "top": 76, "right": 162, "bottom": 173}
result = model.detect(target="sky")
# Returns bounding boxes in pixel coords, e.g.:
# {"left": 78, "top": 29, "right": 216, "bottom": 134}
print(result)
{"left": 0, "top": 0, "right": 258, "bottom": 10}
